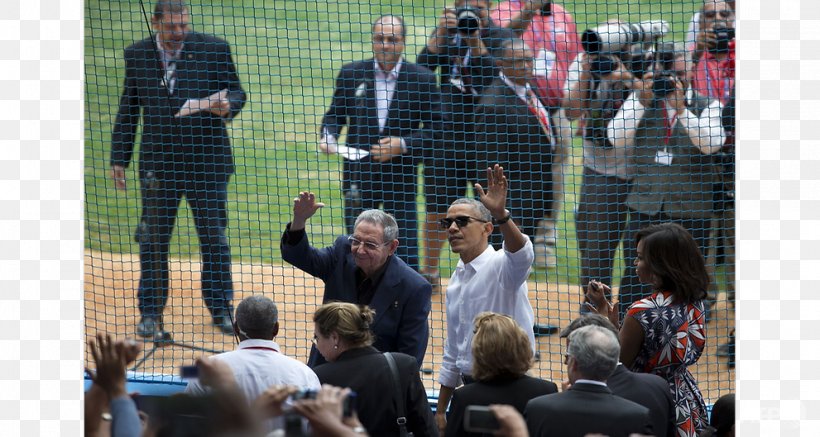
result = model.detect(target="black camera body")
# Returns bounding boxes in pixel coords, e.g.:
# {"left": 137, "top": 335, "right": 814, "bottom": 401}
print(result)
{"left": 456, "top": 6, "right": 482, "bottom": 35}
{"left": 708, "top": 26, "right": 736, "bottom": 55}
{"left": 650, "top": 43, "right": 679, "bottom": 98}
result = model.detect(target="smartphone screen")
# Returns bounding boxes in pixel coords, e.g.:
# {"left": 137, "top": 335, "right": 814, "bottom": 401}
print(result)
{"left": 464, "top": 405, "right": 500, "bottom": 433}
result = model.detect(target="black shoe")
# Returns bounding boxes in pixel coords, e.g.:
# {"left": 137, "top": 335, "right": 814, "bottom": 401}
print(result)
{"left": 533, "top": 323, "right": 559, "bottom": 337}
{"left": 213, "top": 315, "right": 234, "bottom": 335}
{"left": 137, "top": 317, "right": 160, "bottom": 338}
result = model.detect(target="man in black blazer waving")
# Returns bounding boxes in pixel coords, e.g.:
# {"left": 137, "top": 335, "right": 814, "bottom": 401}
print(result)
{"left": 319, "top": 15, "right": 444, "bottom": 271}
{"left": 110, "top": 1, "right": 247, "bottom": 337}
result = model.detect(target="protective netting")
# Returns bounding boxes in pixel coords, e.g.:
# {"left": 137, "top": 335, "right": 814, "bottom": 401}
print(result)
{"left": 84, "top": 0, "right": 735, "bottom": 404}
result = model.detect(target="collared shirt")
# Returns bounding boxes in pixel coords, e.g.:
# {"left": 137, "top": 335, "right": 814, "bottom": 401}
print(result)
{"left": 185, "top": 339, "right": 320, "bottom": 399}
{"left": 607, "top": 87, "right": 725, "bottom": 155}
{"left": 574, "top": 379, "right": 608, "bottom": 388}
{"left": 373, "top": 58, "right": 403, "bottom": 133}
{"left": 437, "top": 240, "right": 536, "bottom": 388}
{"left": 185, "top": 339, "right": 320, "bottom": 432}
{"left": 155, "top": 36, "right": 183, "bottom": 94}
{"left": 500, "top": 72, "right": 554, "bottom": 145}
{"left": 355, "top": 257, "right": 390, "bottom": 305}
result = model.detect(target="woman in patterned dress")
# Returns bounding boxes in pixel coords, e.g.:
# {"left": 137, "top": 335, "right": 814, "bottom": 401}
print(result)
{"left": 587, "top": 222, "right": 708, "bottom": 437}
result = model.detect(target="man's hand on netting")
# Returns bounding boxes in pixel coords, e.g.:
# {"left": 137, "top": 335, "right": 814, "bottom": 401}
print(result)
{"left": 292, "top": 191, "right": 325, "bottom": 230}
{"left": 475, "top": 164, "right": 509, "bottom": 219}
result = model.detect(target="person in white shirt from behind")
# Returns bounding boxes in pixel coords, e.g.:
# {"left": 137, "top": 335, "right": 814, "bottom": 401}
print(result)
{"left": 435, "top": 164, "right": 536, "bottom": 435}
{"left": 185, "top": 295, "right": 321, "bottom": 431}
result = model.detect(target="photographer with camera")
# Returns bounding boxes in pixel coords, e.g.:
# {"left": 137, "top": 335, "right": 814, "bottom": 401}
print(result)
{"left": 607, "top": 42, "right": 726, "bottom": 318}
{"left": 691, "top": 0, "right": 735, "bottom": 103}
{"left": 564, "top": 19, "right": 668, "bottom": 311}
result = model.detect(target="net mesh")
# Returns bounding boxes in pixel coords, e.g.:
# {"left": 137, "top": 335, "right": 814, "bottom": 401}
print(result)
{"left": 85, "top": 0, "right": 735, "bottom": 403}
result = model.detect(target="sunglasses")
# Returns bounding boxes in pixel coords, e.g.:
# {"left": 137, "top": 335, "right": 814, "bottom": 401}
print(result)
{"left": 439, "top": 215, "right": 490, "bottom": 230}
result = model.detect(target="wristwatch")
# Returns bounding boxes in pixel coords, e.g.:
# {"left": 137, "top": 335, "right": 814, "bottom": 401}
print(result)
{"left": 493, "top": 210, "right": 512, "bottom": 225}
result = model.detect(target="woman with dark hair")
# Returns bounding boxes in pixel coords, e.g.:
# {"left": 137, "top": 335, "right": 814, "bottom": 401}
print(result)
{"left": 587, "top": 222, "right": 708, "bottom": 437}
{"left": 310, "top": 302, "right": 438, "bottom": 436}
{"left": 444, "top": 312, "right": 557, "bottom": 437}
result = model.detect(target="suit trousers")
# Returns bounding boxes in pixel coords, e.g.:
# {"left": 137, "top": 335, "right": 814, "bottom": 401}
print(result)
{"left": 575, "top": 167, "right": 631, "bottom": 294}
{"left": 136, "top": 173, "right": 233, "bottom": 320}
{"left": 617, "top": 210, "right": 711, "bottom": 318}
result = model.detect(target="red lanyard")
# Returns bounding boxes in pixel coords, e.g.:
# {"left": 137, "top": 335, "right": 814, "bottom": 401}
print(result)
{"left": 243, "top": 346, "right": 279, "bottom": 353}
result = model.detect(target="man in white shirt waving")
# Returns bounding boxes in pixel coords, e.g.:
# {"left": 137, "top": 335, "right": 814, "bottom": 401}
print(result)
{"left": 435, "top": 164, "right": 537, "bottom": 434}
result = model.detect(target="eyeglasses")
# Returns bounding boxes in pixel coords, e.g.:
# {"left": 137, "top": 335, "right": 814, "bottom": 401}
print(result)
{"left": 439, "top": 215, "right": 490, "bottom": 230}
{"left": 348, "top": 236, "right": 391, "bottom": 251}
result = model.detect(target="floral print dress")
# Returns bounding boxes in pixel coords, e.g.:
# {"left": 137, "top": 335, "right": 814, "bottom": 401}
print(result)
{"left": 626, "top": 291, "right": 708, "bottom": 437}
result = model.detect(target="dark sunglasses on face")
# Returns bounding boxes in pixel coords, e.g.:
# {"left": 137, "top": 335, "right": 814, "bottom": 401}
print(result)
{"left": 439, "top": 215, "right": 490, "bottom": 230}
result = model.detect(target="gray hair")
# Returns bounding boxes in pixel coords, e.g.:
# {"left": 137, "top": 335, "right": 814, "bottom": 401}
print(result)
{"left": 567, "top": 325, "right": 620, "bottom": 381}
{"left": 354, "top": 209, "right": 399, "bottom": 243}
{"left": 451, "top": 198, "right": 493, "bottom": 222}
{"left": 234, "top": 295, "right": 279, "bottom": 340}
{"left": 559, "top": 314, "right": 620, "bottom": 340}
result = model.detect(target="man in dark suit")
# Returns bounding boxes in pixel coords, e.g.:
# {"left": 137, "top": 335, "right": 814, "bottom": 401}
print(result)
{"left": 319, "top": 15, "right": 444, "bottom": 271}
{"left": 524, "top": 325, "right": 653, "bottom": 437}
{"left": 110, "top": 0, "right": 247, "bottom": 337}
{"left": 281, "top": 191, "right": 431, "bottom": 367}
{"left": 474, "top": 38, "right": 553, "bottom": 245}
{"left": 474, "top": 37, "right": 559, "bottom": 336}
{"left": 560, "top": 314, "right": 676, "bottom": 437}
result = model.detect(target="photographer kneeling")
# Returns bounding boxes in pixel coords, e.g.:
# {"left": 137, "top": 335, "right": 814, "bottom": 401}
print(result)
{"left": 607, "top": 42, "right": 726, "bottom": 318}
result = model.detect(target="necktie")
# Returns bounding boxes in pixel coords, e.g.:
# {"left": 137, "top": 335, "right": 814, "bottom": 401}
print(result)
{"left": 526, "top": 88, "right": 553, "bottom": 143}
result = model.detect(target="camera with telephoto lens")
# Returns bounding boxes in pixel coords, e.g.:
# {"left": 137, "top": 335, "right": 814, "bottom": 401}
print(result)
{"left": 581, "top": 20, "right": 669, "bottom": 55}
{"left": 650, "top": 42, "right": 680, "bottom": 98}
{"left": 708, "top": 26, "right": 736, "bottom": 55}
{"left": 456, "top": 6, "right": 482, "bottom": 34}
{"left": 588, "top": 45, "right": 654, "bottom": 78}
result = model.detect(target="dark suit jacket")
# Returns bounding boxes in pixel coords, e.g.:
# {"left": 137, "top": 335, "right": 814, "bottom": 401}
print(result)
{"left": 280, "top": 228, "right": 431, "bottom": 367}
{"left": 445, "top": 375, "right": 557, "bottom": 437}
{"left": 320, "top": 59, "right": 444, "bottom": 189}
{"left": 111, "top": 32, "right": 246, "bottom": 182}
{"left": 313, "top": 347, "right": 438, "bottom": 437}
{"left": 607, "top": 364, "right": 676, "bottom": 437}
{"left": 524, "top": 382, "right": 653, "bottom": 437}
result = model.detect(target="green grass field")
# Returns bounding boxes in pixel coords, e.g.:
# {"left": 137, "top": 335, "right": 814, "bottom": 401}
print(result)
{"left": 84, "top": 0, "right": 702, "bottom": 285}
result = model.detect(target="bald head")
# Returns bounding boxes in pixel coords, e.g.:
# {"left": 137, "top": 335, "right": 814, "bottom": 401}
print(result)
{"left": 496, "top": 39, "right": 533, "bottom": 85}
{"left": 372, "top": 15, "right": 406, "bottom": 72}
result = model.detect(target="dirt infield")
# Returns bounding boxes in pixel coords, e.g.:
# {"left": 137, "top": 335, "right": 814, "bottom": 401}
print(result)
{"left": 84, "top": 249, "right": 734, "bottom": 401}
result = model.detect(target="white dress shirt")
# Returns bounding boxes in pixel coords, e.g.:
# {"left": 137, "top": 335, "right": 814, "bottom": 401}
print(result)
{"left": 500, "top": 72, "right": 554, "bottom": 145}
{"left": 607, "top": 88, "right": 726, "bottom": 155}
{"left": 185, "top": 338, "right": 320, "bottom": 398}
{"left": 185, "top": 339, "right": 320, "bottom": 432}
{"left": 437, "top": 240, "right": 536, "bottom": 388}
{"left": 374, "top": 58, "right": 403, "bottom": 133}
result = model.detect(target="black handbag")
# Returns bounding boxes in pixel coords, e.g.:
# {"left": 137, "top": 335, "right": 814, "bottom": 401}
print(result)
{"left": 383, "top": 352, "right": 414, "bottom": 437}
